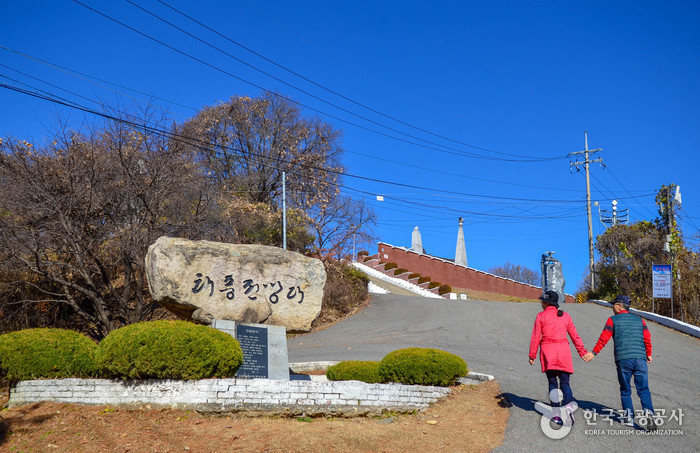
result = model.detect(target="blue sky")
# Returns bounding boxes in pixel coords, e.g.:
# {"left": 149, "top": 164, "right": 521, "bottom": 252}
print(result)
{"left": 2, "top": 1, "right": 699, "bottom": 293}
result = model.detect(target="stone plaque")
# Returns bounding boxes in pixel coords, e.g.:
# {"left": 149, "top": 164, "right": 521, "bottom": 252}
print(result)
{"left": 211, "top": 319, "right": 290, "bottom": 380}
{"left": 145, "top": 237, "right": 325, "bottom": 332}
{"left": 236, "top": 324, "right": 268, "bottom": 378}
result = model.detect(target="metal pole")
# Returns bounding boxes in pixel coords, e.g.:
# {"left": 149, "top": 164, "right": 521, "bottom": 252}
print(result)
{"left": 584, "top": 132, "right": 596, "bottom": 293}
{"left": 568, "top": 133, "right": 603, "bottom": 294}
{"left": 282, "top": 171, "right": 287, "bottom": 250}
{"left": 679, "top": 274, "right": 684, "bottom": 322}
{"left": 671, "top": 253, "right": 674, "bottom": 319}
{"left": 671, "top": 265, "right": 674, "bottom": 319}
{"left": 668, "top": 187, "right": 673, "bottom": 319}
{"left": 353, "top": 232, "right": 356, "bottom": 261}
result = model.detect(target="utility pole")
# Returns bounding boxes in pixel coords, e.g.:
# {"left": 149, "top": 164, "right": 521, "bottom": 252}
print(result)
{"left": 569, "top": 132, "right": 604, "bottom": 293}
{"left": 663, "top": 185, "right": 683, "bottom": 320}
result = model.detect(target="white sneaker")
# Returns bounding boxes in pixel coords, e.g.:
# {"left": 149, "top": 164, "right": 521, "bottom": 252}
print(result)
{"left": 564, "top": 403, "right": 577, "bottom": 426}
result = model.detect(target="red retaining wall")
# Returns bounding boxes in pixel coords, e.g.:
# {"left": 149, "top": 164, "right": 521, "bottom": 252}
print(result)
{"left": 377, "top": 243, "right": 575, "bottom": 303}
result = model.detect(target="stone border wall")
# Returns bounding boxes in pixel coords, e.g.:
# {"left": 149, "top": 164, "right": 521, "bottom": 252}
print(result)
{"left": 376, "top": 242, "right": 576, "bottom": 303}
{"left": 9, "top": 378, "right": 452, "bottom": 416}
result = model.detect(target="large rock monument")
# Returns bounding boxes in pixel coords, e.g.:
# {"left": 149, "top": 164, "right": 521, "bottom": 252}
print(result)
{"left": 145, "top": 237, "right": 326, "bottom": 332}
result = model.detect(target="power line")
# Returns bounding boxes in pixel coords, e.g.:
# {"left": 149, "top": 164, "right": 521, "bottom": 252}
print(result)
{"left": 72, "top": 0, "right": 564, "bottom": 163}
{"left": 2, "top": 82, "right": 649, "bottom": 213}
{"left": 585, "top": 133, "right": 659, "bottom": 220}
{"left": 678, "top": 207, "right": 700, "bottom": 233}
{"left": 1, "top": 46, "right": 585, "bottom": 195}
{"left": 0, "top": 63, "right": 113, "bottom": 111}
{"left": 346, "top": 149, "right": 583, "bottom": 193}
{"left": 0, "top": 44, "right": 198, "bottom": 114}
{"left": 0, "top": 80, "right": 657, "bottom": 245}
{"left": 153, "top": 0, "right": 563, "bottom": 161}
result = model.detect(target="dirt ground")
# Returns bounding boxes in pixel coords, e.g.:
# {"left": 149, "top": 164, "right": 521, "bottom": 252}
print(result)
{"left": 0, "top": 380, "right": 508, "bottom": 452}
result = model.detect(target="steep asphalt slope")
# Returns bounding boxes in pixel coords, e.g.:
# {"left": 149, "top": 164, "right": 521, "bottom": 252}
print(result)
{"left": 288, "top": 294, "right": 699, "bottom": 452}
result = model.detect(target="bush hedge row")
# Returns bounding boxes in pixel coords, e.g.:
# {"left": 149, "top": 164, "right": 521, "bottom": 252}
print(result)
{"left": 98, "top": 321, "right": 243, "bottom": 380}
{"left": 325, "top": 360, "right": 382, "bottom": 383}
{"left": 0, "top": 321, "right": 243, "bottom": 381}
{"left": 379, "top": 348, "right": 467, "bottom": 386}
{"left": 438, "top": 284, "right": 452, "bottom": 295}
{"left": 0, "top": 328, "right": 98, "bottom": 382}
{"left": 326, "top": 348, "right": 467, "bottom": 387}
{"left": 2, "top": 329, "right": 467, "bottom": 387}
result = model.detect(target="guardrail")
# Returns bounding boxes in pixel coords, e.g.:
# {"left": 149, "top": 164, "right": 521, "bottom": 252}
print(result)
{"left": 588, "top": 300, "right": 700, "bottom": 339}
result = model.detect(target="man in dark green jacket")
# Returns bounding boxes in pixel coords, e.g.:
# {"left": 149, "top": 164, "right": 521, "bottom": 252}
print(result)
{"left": 583, "top": 295, "right": 657, "bottom": 431}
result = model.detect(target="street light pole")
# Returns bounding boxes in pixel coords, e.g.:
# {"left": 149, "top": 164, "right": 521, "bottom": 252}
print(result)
{"left": 282, "top": 171, "right": 287, "bottom": 250}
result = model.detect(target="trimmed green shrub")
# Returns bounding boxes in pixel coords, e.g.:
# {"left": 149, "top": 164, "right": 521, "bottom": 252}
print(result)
{"left": 393, "top": 268, "right": 408, "bottom": 275}
{"left": 96, "top": 320, "right": 243, "bottom": 380}
{"left": 326, "top": 360, "right": 382, "bottom": 383}
{"left": 418, "top": 276, "right": 431, "bottom": 284}
{"left": 383, "top": 262, "right": 397, "bottom": 270}
{"left": 378, "top": 348, "right": 468, "bottom": 386}
{"left": 428, "top": 281, "right": 441, "bottom": 289}
{"left": 0, "top": 328, "right": 98, "bottom": 381}
{"left": 438, "top": 284, "right": 452, "bottom": 295}
{"left": 362, "top": 255, "right": 373, "bottom": 262}
{"left": 408, "top": 273, "right": 421, "bottom": 280}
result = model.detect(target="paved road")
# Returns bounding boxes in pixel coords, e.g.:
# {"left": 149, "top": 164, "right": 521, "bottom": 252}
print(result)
{"left": 288, "top": 294, "right": 700, "bottom": 452}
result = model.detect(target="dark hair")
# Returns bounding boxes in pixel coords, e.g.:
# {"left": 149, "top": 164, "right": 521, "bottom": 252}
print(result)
{"left": 557, "top": 308, "right": 563, "bottom": 317}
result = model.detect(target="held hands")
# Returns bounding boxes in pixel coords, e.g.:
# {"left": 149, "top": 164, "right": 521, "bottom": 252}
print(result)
{"left": 582, "top": 352, "right": 595, "bottom": 362}
{"left": 528, "top": 358, "right": 535, "bottom": 365}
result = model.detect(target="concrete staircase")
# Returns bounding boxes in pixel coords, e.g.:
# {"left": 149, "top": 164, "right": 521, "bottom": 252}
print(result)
{"left": 359, "top": 253, "right": 443, "bottom": 297}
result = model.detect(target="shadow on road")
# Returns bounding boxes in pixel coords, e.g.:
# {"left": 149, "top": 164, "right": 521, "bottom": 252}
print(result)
{"left": 498, "top": 392, "right": 621, "bottom": 421}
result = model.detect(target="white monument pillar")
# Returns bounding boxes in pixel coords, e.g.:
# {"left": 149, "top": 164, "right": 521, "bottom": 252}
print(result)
{"left": 455, "top": 217, "right": 468, "bottom": 267}
{"left": 411, "top": 226, "right": 424, "bottom": 254}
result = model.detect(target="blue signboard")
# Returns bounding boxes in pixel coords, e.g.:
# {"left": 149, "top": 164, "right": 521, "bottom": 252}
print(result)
{"left": 652, "top": 264, "right": 672, "bottom": 299}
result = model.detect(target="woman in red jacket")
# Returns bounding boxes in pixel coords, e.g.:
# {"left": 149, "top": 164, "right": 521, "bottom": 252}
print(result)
{"left": 529, "top": 291, "right": 589, "bottom": 425}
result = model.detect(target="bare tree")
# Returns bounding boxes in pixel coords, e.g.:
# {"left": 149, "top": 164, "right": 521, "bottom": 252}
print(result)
{"left": 0, "top": 94, "right": 380, "bottom": 337}
{"left": 305, "top": 193, "right": 377, "bottom": 260}
{"left": 488, "top": 262, "right": 541, "bottom": 286}
{"left": 176, "top": 92, "right": 374, "bottom": 255}
{"left": 0, "top": 111, "right": 211, "bottom": 339}
{"left": 177, "top": 93, "right": 343, "bottom": 211}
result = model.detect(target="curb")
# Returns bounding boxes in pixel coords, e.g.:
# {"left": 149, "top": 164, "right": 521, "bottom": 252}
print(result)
{"left": 588, "top": 300, "right": 700, "bottom": 339}
{"left": 290, "top": 362, "right": 494, "bottom": 385}
{"left": 459, "top": 372, "right": 495, "bottom": 386}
